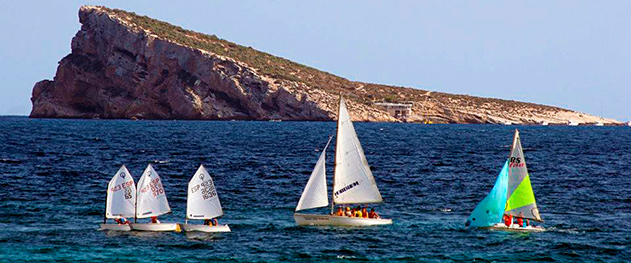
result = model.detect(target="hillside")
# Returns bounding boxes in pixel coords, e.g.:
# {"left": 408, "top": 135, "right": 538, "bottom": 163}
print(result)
{"left": 30, "top": 6, "right": 619, "bottom": 124}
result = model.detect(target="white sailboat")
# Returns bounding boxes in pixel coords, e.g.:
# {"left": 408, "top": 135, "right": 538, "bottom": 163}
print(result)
{"left": 294, "top": 97, "right": 392, "bottom": 226}
{"left": 99, "top": 165, "right": 136, "bottom": 231}
{"left": 182, "top": 165, "right": 231, "bottom": 232}
{"left": 130, "top": 164, "right": 179, "bottom": 231}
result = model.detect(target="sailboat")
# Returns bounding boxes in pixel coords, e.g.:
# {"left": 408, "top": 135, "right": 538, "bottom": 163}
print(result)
{"left": 293, "top": 97, "right": 392, "bottom": 226}
{"left": 182, "top": 165, "right": 231, "bottom": 232}
{"left": 99, "top": 165, "right": 136, "bottom": 231}
{"left": 130, "top": 164, "right": 179, "bottom": 231}
{"left": 465, "top": 129, "right": 544, "bottom": 232}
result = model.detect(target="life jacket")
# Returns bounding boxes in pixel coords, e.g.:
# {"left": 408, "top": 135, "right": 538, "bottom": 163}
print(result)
{"left": 517, "top": 217, "right": 524, "bottom": 227}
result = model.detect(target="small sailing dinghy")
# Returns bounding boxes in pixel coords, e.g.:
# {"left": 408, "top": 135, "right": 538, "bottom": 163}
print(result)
{"left": 294, "top": 97, "right": 392, "bottom": 226}
{"left": 182, "top": 165, "right": 231, "bottom": 233}
{"left": 465, "top": 129, "right": 544, "bottom": 232}
{"left": 130, "top": 164, "right": 179, "bottom": 232}
{"left": 99, "top": 165, "right": 135, "bottom": 231}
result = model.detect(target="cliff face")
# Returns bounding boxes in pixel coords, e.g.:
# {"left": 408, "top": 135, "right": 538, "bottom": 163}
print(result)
{"left": 31, "top": 6, "right": 619, "bottom": 124}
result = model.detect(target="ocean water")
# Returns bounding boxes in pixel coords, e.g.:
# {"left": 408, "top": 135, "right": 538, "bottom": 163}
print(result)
{"left": 0, "top": 116, "right": 629, "bottom": 262}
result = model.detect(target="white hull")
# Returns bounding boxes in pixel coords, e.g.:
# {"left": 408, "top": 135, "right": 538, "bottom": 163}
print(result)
{"left": 130, "top": 223, "right": 179, "bottom": 232}
{"left": 486, "top": 223, "right": 545, "bottom": 232}
{"left": 294, "top": 213, "right": 392, "bottom": 226}
{"left": 99, "top": 224, "right": 131, "bottom": 231}
{"left": 182, "top": 224, "right": 231, "bottom": 233}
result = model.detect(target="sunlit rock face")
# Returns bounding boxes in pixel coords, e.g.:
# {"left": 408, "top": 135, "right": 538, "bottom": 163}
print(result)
{"left": 31, "top": 6, "right": 619, "bottom": 125}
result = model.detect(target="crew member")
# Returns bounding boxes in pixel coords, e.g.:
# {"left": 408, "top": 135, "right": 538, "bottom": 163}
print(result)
{"left": 151, "top": 216, "right": 160, "bottom": 224}
{"left": 335, "top": 207, "right": 344, "bottom": 216}
{"left": 368, "top": 208, "right": 379, "bottom": 219}
{"left": 345, "top": 207, "right": 352, "bottom": 217}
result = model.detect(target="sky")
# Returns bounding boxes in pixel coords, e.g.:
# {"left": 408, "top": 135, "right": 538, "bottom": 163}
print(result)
{"left": 1, "top": 1, "right": 629, "bottom": 120}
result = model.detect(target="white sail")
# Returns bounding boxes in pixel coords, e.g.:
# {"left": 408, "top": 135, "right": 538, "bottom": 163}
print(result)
{"left": 187, "top": 165, "right": 224, "bottom": 219}
{"left": 105, "top": 165, "right": 136, "bottom": 218}
{"left": 136, "top": 164, "right": 171, "bottom": 218}
{"left": 333, "top": 97, "right": 383, "bottom": 204}
{"left": 505, "top": 130, "right": 542, "bottom": 221}
{"left": 295, "top": 137, "right": 332, "bottom": 211}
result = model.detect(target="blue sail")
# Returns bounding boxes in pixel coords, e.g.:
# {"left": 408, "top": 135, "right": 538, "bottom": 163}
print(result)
{"left": 465, "top": 160, "right": 509, "bottom": 228}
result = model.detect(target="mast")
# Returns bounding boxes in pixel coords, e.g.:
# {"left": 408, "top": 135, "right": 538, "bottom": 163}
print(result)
{"left": 504, "top": 129, "right": 518, "bottom": 215}
{"left": 103, "top": 183, "right": 107, "bottom": 224}
{"left": 134, "top": 180, "right": 138, "bottom": 223}
{"left": 331, "top": 94, "right": 342, "bottom": 215}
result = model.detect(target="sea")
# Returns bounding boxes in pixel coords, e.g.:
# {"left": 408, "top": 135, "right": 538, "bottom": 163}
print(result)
{"left": 0, "top": 116, "right": 629, "bottom": 262}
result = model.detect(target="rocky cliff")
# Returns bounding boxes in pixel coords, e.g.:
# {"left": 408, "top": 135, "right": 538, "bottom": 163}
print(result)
{"left": 30, "top": 6, "right": 620, "bottom": 124}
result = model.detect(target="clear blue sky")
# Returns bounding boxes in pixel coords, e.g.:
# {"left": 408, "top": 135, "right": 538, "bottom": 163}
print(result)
{"left": 1, "top": 1, "right": 629, "bottom": 120}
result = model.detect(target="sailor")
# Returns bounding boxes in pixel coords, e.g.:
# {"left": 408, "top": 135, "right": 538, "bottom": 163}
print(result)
{"left": 354, "top": 206, "right": 363, "bottom": 218}
{"left": 203, "top": 219, "right": 211, "bottom": 226}
{"left": 516, "top": 217, "right": 524, "bottom": 228}
{"left": 368, "top": 208, "right": 379, "bottom": 219}
{"left": 115, "top": 217, "right": 129, "bottom": 225}
{"left": 335, "top": 207, "right": 344, "bottom": 216}
{"left": 361, "top": 207, "right": 368, "bottom": 218}
{"left": 503, "top": 214, "right": 512, "bottom": 227}
{"left": 211, "top": 218, "right": 218, "bottom": 226}
{"left": 345, "top": 207, "right": 352, "bottom": 217}
{"left": 150, "top": 216, "right": 160, "bottom": 224}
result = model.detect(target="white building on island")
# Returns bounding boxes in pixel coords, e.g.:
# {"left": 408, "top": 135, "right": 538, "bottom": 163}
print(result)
{"left": 374, "top": 101, "right": 414, "bottom": 121}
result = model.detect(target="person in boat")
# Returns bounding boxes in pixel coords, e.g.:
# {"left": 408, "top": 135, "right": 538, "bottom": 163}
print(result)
{"left": 516, "top": 217, "right": 524, "bottom": 228}
{"left": 503, "top": 214, "right": 512, "bottom": 227}
{"left": 335, "top": 207, "right": 344, "bottom": 216}
{"left": 115, "top": 217, "right": 129, "bottom": 225}
{"left": 354, "top": 206, "right": 363, "bottom": 218}
{"left": 203, "top": 219, "right": 211, "bottom": 226}
{"left": 211, "top": 218, "right": 218, "bottom": 226}
{"left": 150, "top": 216, "right": 160, "bottom": 224}
{"left": 361, "top": 207, "right": 368, "bottom": 218}
{"left": 345, "top": 207, "right": 352, "bottom": 217}
{"left": 368, "top": 208, "right": 379, "bottom": 219}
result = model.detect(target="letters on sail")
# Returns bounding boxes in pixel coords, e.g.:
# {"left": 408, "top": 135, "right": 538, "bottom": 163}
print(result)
{"left": 295, "top": 137, "right": 332, "bottom": 211}
{"left": 106, "top": 165, "right": 136, "bottom": 218}
{"left": 136, "top": 164, "right": 171, "bottom": 218}
{"left": 187, "top": 165, "right": 224, "bottom": 219}
{"left": 333, "top": 97, "right": 383, "bottom": 204}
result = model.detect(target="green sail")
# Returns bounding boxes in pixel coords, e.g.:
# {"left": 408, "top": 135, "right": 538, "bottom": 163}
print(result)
{"left": 505, "top": 173, "right": 536, "bottom": 211}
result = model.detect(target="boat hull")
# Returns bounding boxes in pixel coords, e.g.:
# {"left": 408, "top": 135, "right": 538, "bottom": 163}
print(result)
{"left": 130, "top": 223, "right": 179, "bottom": 232}
{"left": 99, "top": 224, "right": 131, "bottom": 231}
{"left": 182, "top": 224, "right": 231, "bottom": 233}
{"left": 485, "top": 223, "right": 545, "bottom": 232}
{"left": 294, "top": 213, "right": 392, "bottom": 226}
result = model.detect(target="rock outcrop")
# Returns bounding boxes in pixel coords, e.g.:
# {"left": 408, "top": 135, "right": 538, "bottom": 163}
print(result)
{"left": 30, "top": 6, "right": 620, "bottom": 124}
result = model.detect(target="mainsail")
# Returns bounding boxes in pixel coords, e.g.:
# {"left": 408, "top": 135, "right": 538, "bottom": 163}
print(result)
{"left": 295, "top": 137, "right": 332, "bottom": 212}
{"left": 333, "top": 97, "right": 383, "bottom": 204}
{"left": 466, "top": 161, "right": 509, "bottom": 227}
{"left": 105, "top": 165, "right": 136, "bottom": 218}
{"left": 187, "top": 165, "right": 224, "bottom": 219}
{"left": 505, "top": 130, "right": 542, "bottom": 221}
{"left": 136, "top": 164, "right": 171, "bottom": 218}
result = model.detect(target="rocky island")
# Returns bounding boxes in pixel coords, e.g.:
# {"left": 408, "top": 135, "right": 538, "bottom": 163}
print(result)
{"left": 30, "top": 6, "right": 620, "bottom": 124}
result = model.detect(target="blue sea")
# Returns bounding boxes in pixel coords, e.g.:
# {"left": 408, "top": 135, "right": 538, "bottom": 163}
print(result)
{"left": 0, "top": 116, "right": 629, "bottom": 262}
